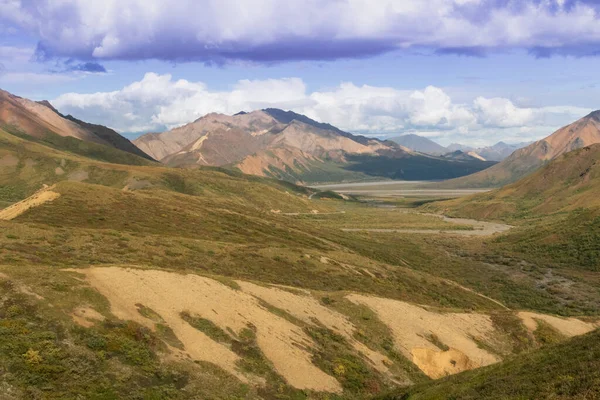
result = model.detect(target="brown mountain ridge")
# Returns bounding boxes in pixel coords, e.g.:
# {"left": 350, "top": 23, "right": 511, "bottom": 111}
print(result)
{"left": 442, "top": 110, "right": 600, "bottom": 188}
{"left": 0, "top": 88, "right": 154, "bottom": 162}
{"left": 134, "top": 108, "right": 495, "bottom": 183}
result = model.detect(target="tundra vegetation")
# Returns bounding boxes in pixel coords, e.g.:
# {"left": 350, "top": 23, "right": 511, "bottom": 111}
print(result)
{"left": 1, "top": 126, "right": 599, "bottom": 399}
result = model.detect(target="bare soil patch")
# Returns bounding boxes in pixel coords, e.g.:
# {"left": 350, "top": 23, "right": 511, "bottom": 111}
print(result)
{"left": 347, "top": 294, "right": 500, "bottom": 379}
{"left": 518, "top": 312, "right": 598, "bottom": 337}
{"left": 76, "top": 267, "right": 342, "bottom": 393}
{"left": 237, "top": 281, "right": 392, "bottom": 375}
{"left": 0, "top": 185, "right": 60, "bottom": 220}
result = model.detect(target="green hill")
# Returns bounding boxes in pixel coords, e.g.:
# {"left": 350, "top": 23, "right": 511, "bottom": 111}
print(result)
{"left": 430, "top": 144, "right": 600, "bottom": 221}
{"left": 426, "top": 144, "right": 600, "bottom": 272}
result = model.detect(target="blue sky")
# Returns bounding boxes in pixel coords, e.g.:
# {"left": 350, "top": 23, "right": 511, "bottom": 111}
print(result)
{"left": 1, "top": 0, "right": 599, "bottom": 146}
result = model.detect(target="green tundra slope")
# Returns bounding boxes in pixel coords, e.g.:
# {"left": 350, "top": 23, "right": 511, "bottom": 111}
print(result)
{"left": 427, "top": 144, "right": 600, "bottom": 272}
{"left": 0, "top": 126, "right": 598, "bottom": 399}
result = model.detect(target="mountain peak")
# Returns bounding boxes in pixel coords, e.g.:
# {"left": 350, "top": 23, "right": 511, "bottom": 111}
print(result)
{"left": 585, "top": 110, "right": 600, "bottom": 121}
{"left": 389, "top": 134, "right": 447, "bottom": 155}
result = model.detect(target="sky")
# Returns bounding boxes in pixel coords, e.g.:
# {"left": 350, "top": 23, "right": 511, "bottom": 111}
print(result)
{"left": 1, "top": 0, "right": 600, "bottom": 146}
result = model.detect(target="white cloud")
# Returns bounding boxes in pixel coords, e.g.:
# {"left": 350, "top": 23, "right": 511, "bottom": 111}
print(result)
{"left": 473, "top": 97, "right": 535, "bottom": 128}
{"left": 52, "top": 73, "right": 593, "bottom": 145}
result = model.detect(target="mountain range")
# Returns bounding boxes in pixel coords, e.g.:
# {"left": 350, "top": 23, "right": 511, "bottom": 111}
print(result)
{"left": 391, "top": 133, "right": 531, "bottom": 162}
{"left": 133, "top": 108, "right": 495, "bottom": 183}
{"left": 3, "top": 87, "right": 599, "bottom": 190}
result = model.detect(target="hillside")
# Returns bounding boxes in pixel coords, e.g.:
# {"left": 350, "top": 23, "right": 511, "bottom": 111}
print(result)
{"left": 432, "top": 144, "right": 600, "bottom": 220}
{"left": 389, "top": 134, "right": 448, "bottom": 155}
{"left": 134, "top": 109, "right": 495, "bottom": 183}
{"left": 427, "top": 144, "right": 600, "bottom": 272}
{"left": 443, "top": 111, "right": 600, "bottom": 188}
{"left": 2, "top": 123, "right": 599, "bottom": 398}
{"left": 0, "top": 125, "right": 313, "bottom": 208}
{"left": 0, "top": 88, "right": 153, "bottom": 162}
{"left": 379, "top": 328, "right": 600, "bottom": 400}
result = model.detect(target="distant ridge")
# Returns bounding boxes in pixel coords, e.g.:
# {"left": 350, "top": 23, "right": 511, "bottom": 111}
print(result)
{"left": 389, "top": 134, "right": 447, "bottom": 155}
{"left": 441, "top": 111, "right": 600, "bottom": 188}
{"left": 447, "top": 141, "right": 531, "bottom": 161}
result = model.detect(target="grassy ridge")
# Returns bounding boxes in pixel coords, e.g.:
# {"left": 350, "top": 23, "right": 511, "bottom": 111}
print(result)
{"left": 426, "top": 145, "right": 600, "bottom": 272}
{"left": 2, "top": 125, "right": 154, "bottom": 167}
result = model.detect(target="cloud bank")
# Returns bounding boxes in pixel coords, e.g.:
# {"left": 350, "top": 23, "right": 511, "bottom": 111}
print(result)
{"left": 52, "top": 73, "right": 592, "bottom": 145}
{"left": 1, "top": 0, "right": 600, "bottom": 64}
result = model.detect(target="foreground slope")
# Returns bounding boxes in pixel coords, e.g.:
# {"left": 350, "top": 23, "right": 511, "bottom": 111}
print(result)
{"left": 379, "top": 328, "right": 600, "bottom": 400}
{"left": 0, "top": 88, "right": 154, "bottom": 161}
{"left": 134, "top": 109, "right": 495, "bottom": 183}
{"left": 443, "top": 110, "right": 600, "bottom": 187}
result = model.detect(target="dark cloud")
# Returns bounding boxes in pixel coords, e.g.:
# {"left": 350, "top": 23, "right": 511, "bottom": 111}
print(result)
{"left": 435, "top": 47, "right": 488, "bottom": 58}
{"left": 529, "top": 44, "right": 600, "bottom": 58}
{"left": 65, "top": 61, "right": 107, "bottom": 73}
{"left": 4, "top": 0, "right": 600, "bottom": 64}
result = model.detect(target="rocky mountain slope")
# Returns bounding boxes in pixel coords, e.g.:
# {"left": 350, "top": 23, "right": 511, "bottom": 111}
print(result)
{"left": 442, "top": 111, "right": 600, "bottom": 187}
{"left": 0, "top": 89, "right": 153, "bottom": 161}
{"left": 135, "top": 109, "right": 391, "bottom": 171}
{"left": 134, "top": 109, "right": 495, "bottom": 183}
